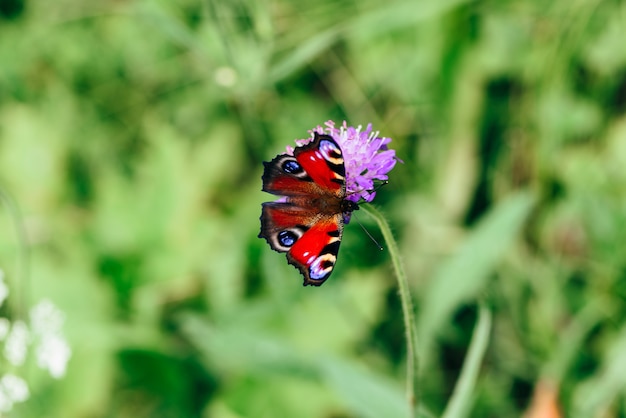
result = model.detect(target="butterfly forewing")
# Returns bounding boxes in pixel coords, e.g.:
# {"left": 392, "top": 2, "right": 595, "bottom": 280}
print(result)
{"left": 292, "top": 135, "right": 345, "bottom": 196}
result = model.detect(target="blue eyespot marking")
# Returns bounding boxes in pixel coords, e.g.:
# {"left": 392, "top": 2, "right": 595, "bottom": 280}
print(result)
{"left": 278, "top": 230, "right": 297, "bottom": 247}
{"left": 282, "top": 160, "right": 301, "bottom": 174}
{"left": 319, "top": 140, "right": 341, "bottom": 157}
{"left": 309, "top": 254, "right": 335, "bottom": 279}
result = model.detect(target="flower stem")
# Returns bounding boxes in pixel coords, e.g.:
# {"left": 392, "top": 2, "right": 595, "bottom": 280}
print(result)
{"left": 362, "top": 204, "right": 419, "bottom": 417}
{"left": 0, "top": 186, "right": 29, "bottom": 316}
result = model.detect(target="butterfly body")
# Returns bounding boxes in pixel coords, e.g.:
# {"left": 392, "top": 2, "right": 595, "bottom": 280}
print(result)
{"left": 259, "top": 133, "right": 358, "bottom": 286}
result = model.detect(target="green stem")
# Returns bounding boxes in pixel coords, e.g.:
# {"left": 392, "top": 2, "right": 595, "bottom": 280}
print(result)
{"left": 0, "top": 186, "right": 29, "bottom": 316}
{"left": 362, "top": 204, "right": 419, "bottom": 417}
{"left": 441, "top": 304, "right": 491, "bottom": 418}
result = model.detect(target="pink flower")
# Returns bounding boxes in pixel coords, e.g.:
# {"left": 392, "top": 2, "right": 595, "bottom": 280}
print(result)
{"left": 287, "top": 121, "right": 399, "bottom": 203}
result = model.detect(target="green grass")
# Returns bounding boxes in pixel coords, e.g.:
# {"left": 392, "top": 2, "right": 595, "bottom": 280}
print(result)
{"left": 1, "top": 0, "right": 626, "bottom": 416}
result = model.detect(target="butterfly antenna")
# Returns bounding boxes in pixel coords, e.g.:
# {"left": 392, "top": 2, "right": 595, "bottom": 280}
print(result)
{"left": 374, "top": 179, "right": 389, "bottom": 191}
{"left": 351, "top": 211, "right": 383, "bottom": 251}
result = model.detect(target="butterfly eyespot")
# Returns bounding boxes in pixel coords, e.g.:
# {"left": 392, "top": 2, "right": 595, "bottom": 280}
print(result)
{"left": 309, "top": 253, "right": 336, "bottom": 280}
{"left": 282, "top": 160, "right": 302, "bottom": 174}
{"left": 278, "top": 230, "right": 298, "bottom": 247}
{"left": 319, "top": 140, "right": 343, "bottom": 165}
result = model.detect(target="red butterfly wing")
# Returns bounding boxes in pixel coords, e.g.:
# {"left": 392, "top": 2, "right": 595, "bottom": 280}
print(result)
{"left": 260, "top": 202, "right": 343, "bottom": 285}
{"left": 261, "top": 134, "right": 345, "bottom": 198}
{"left": 259, "top": 134, "right": 355, "bottom": 286}
{"left": 287, "top": 217, "right": 343, "bottom": 285}
{"left": 292, "top": 135, "right": 345, "bottom": 194}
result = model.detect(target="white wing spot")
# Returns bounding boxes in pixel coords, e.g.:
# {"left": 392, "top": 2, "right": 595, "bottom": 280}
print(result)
{"left": 309, "top": 254, "right": 336, "bottom": 279}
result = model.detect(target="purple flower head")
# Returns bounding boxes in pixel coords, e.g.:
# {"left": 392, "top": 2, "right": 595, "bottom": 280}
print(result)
{"left": 287, "top": 121, "right": 399, "bottom": 203}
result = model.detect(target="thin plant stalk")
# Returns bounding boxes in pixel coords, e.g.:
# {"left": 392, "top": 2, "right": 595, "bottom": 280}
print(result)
{"left": 0, "top": 187, "right": 29, "bottom": 316}
{"left": 441, "top": 304, "right": 492, "bottom": 418}
{"left": 362, "top": 203, "right": 419, "bottom": 417}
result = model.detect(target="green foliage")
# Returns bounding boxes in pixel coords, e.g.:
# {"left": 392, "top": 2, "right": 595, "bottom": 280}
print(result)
{"left": 1, "top": 0, "right": 626, "bottom": 416}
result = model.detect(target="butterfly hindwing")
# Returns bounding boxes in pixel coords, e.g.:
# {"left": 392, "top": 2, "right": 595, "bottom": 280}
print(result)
{"left": 259, "top": 133, "right": 354, "bottom": 286}
{"left": 259, "top": 201, "right": 320, "bottom": 252}
{"left": 260, "top": 202, "right": 344, "bottom": 286}
{"left": 287, "top": 215, "right": 344, "bottom": 286}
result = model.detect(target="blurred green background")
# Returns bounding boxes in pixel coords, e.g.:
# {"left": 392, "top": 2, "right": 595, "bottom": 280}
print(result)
{"left": 2, "top": 0, "right": 626, "bottom": 416}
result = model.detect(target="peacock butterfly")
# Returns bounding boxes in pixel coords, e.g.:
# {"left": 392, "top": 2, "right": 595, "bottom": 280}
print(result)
{"left": 259, "top": 132, "right": 359, "bottom": 286}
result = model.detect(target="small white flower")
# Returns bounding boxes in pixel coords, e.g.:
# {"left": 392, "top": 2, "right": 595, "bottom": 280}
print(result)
{"left": 36, "top": 334, "right": 71, "bottom": 379}
{"left": 28, "top": 299, "right": 72, "bottom": 378}
{"left": 0, "top": 318, "right": 10, "bottom": 340}
{"left": 0, "top": 294, "right": 71, "bottom": 413}
{"left": 214, "top": 66, "right": 237, "bottom": 87}
{"left": 4, "top": 321, "right": 29, "bottom": 366}
{"left": 0, "top": 374, "right": 30, "bottom": 412}
{"left": 0, "top": 374, "right": 29, "bottom": 403}
{"left": 30, "top": 299, "right": 65, "bottom": 336}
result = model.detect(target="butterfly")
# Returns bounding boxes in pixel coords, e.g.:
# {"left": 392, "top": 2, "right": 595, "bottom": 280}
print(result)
{"left": 259, "top": 133, "right": 359, "bottom": 286}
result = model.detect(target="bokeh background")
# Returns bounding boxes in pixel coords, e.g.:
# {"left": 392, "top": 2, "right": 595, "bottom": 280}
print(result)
{"left": 2, "top": 0, "right": 626, "bottom": 416}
